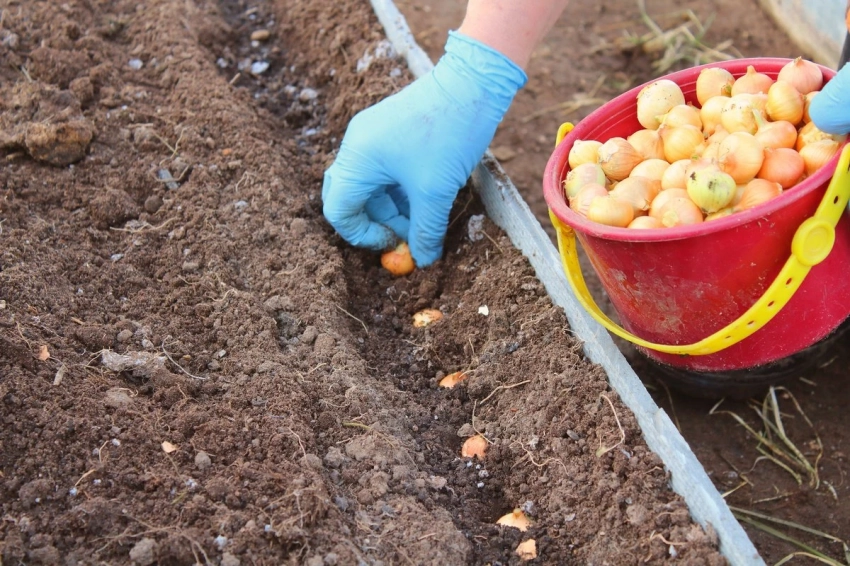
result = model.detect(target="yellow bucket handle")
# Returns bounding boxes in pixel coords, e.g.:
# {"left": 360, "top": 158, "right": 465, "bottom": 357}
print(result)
{"left": 550, "top": 123, "right": 850, "bottom": 356}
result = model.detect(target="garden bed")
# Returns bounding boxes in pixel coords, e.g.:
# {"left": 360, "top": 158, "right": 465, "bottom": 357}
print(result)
{"left": 0, "top": 0, "right": 732, "bottom": 564}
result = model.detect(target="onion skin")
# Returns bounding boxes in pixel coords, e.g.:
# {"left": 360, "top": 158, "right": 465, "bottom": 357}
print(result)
{"left": 686, "top": 163, "right": 737, "bottom": 213}
{"left": 629, "top": 158, "right": 670, "bottom": 182}
{"left": 649, "top": 188, "right": 690, "bottom": 219}
{"left": 777, "top": 57, "right": 823, "bottom": 95}
{"left": 628, "top": 215, "right": 663, "bottom": 229}
{"left": 568, "top": 140, "right": 603, "bottom": 169}
{"left": 598, "top": 138, "right": 643, "bottom": 181}
{"left": 661, "top": 159, "right": 691, "bottom": 190}
{"left": 757, "top": 147, "right": 805, "bottom": 189}
{"left": 627, "top": 129, "right": 665, "bottom": 160}
{"left": 754, "top": 117, "right": 797, "bottom": 150}
{"left": 636, "top": 79, "right": 685, "bottom": 130}
{"left": 658, "top": 197, "right": 704, "bottom": 227}
{"left": 734, "top": 179, "right": 783, "bottom": 212}
{"left": 659, "top": 124, "right": 704, "bottom": 163}
{"left": 569, "top": 183, "right": 608, "bottom": 217}
{"left": 696, "top": 67, "right": 734, "bottom": 106}
{"left": 799, "top": 139, "right": 840, "bottom": 176}
{"left": 718, "top": 132, "right": 764, "bottom": 184}
{"left": 765, "top": 80, "right": 804, "bottom": 125}
{"left": 461, "top": 435, "right": 488, "bottom": 459}
{"left": 731, "top": 65, "right": 775, "bottom": 96}
{"left": 587, "top": 195, "right": 635, "bottom": 227}
{"left": 564, "top": 162, "right": 607, "bottom": 198}
{"left": 609, "top": 176, "right": 661, "bottom": 216}
{"left": 381, "top": 243, "right": 415, "bottom": 276}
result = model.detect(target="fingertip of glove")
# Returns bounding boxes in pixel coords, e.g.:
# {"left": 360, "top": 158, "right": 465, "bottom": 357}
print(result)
{"left": 410, "top": 245, "right": 441, "bottom": 268}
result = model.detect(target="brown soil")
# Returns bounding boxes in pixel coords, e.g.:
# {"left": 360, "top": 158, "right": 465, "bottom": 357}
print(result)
{"left": 0, "top": 0, "right": 727, "bottom": 565}
{"left": 402, "top": 0, "right": 850, "bottom": 564}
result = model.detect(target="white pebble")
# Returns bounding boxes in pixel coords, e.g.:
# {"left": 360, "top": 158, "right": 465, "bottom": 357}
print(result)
{"left": 299, "top": 88, "right": 318, "bottom": 101}
{"left": 128, "top": 59, "right": 143, "bottom": 70}
{"left": 250, "top": 61, "right": 269, "bottom": 75}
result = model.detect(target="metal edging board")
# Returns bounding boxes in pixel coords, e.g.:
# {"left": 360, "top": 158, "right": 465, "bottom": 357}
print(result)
{"left": 367, "top": 1, "right": 765, "bottom": 564}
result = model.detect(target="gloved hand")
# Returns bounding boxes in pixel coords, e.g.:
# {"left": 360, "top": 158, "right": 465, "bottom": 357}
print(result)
{"left": 322, "top": 31, "right": 527, "bottom": 267}
{"left": 809, "top": 62, "right": 850, "bottom": 134}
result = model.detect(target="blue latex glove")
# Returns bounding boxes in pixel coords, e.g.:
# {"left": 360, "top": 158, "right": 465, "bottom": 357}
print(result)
{"left": 322, "top": 31, "right": 527, "bottom": 267}
{"left": 809, "top": 63, "right": 850, "bottom": 134}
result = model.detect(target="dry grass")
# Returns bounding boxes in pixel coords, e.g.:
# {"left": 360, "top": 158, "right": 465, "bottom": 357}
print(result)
{"left": 614, "top": 1, "right": 742, "bottom": 74}
{"left": 713, "top": 387, "right": 848, "bottom": 564}
{"left": 710, "top": 387, "right": 821, "bottom": 488}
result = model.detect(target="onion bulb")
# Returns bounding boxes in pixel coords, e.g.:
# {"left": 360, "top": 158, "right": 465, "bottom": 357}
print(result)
{"left": 795, "top": 121, "right": 846, "bottom": 152}
{"left": 658, "top": 197, "right": 704, "bottom": 227}
{"left": 658, "top": 104, "right": 702, "bottom": 130}
{"left": 627, "top": 129, "right": 665, "bottom": 160}
{"left": 564, "top": 162, "right": 607, "bottom": 198}
{"left": 757, "top": 147, "right": 805, "bottom": 189}
{"left": 731, "top": 65, "right": 775, "bottom": 95}
{"left": 597, "top": 137, "right": 643, "bottom": 181}
{"left": 765, "top": 80, "right": 804, "bottom": 125}
{"left": 516, "top": 539, "right": 538, "bottom": 561}
{"left": 661, "top": 159, "right": 691, "bottom": 190}
{"left": 636, "top": 79, "right": 685, "bottom": 130}
{"left": 686, "top": 163, "right": 737, "bottom": 213}
{"left": 413, "top": 308, "right": 443, "bottom": 328}
{"left": 718, "top": 132, "right": 764, "bottom": 184}
{"left": 696, "top": 67, "right": 734, "bottom": 105}
{"left": 497, "top": 509, "right": 531, "bottom": 532}
{"left": 569, "top": 183, "right": 608, "bottom": 217}
{"left": 659, "top": 124, "right": 704, "bottom": 163}
{"left": 629, "top": 158, "right": 669, "bottom": 181}
{"left": 697, "top": 126, "right": 729, "bottom": 162}
{"left": 568, "top": 140, "right": 603, "bottom": 169}
{"left": 754, "top": 114, "right": 797, "bottom": 150}
{"left": 699, "top": 95, "right": 727, "bottom": 136}
{"left": 720, "top": 95, "right": 760, "bottom": 134}
{"left": 649, "top": 188, "right": 690, "bottom": 219}
{"left": 381, "top": 243, "right": 415, "bottom": 276}
{"left": 777, "top": 57, "right": 823, "bottom": 95}
{"left": 461, "top": 435, "right": 488, "bottom": 459}
{"left": 587, "top": 195, "right": 635, "bottom": 227}
{"left": 705, "top": 207, "right": 735, "bottom": 221}
{"left": 609, "top": 176, "right": 661, "bottom": 216}
{"left": 628, "top": 215, "right": 663, "bottom": 229}
{"left": 439, "top": 371, "right": 468, "bottom": 388}
{"left": 734, "top": 178, "right": 783, "bottom": 212}
{"left": 799, "top": 139, "right": 840, "bottom": 176}
{"left": 802, "top": 91, "right": 817, "bottom": 123}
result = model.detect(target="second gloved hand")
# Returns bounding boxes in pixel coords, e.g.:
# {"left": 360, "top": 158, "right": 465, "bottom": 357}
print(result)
{"left": 322, "top": 31, "right": 527, "bottom": 267}
{"left": 809, "top": 61, "right": 850, "bottom": 134}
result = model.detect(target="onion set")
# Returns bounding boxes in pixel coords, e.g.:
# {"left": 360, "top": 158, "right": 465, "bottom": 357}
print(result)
{"left": 565, "top": 58, "right": 839, "bottom": 229}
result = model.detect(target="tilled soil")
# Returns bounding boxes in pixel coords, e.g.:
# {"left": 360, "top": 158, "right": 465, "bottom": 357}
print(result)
{"left": 1, "top": 0, "right": 732, "bottom": 565}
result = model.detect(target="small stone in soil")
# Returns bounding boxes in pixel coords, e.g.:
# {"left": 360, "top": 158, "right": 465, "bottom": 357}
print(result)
{"left": 195, "top": 451, "right": 212, "bottom": 470}
{"left": 250, "top": 61, "right": 269, "bottom": 75}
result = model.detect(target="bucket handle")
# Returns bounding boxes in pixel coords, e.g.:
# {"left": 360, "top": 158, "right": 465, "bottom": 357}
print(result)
{"left": 550, "top": 124, "right": 850, "bottom": 356}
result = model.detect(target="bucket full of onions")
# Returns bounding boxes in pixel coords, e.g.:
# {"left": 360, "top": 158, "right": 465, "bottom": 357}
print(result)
{"left": 543, "top": 57, "right": 850, "bottom": 395}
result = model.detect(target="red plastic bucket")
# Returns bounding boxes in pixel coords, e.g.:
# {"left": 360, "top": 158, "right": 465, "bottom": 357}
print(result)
{"left": 543, "top": 58, "right": 850, "bottom": 373}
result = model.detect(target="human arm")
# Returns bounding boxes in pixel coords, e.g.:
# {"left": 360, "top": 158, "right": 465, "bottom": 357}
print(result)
{"left": 321, "top": 1, "right": 571, "bottom": 267}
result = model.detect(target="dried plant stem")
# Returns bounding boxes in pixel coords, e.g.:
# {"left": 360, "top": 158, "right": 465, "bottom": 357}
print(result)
{"left": 596, "top": 393, "right": 625, "bottom": 457}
